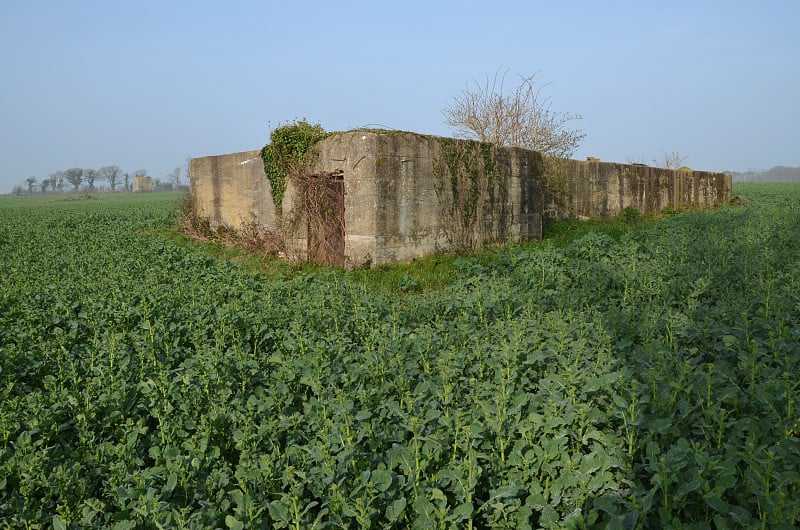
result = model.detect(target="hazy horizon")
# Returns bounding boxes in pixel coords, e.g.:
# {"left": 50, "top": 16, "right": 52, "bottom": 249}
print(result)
{"left": 2, "top": 0, "right": 798, "bottom": 193}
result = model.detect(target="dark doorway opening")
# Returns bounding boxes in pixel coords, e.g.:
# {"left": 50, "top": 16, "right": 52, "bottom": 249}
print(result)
{"left": 307, "top": 172, "right": 345, "bottom": 266}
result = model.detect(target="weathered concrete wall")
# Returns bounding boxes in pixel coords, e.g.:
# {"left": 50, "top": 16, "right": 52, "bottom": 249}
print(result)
{"left": 544, "top": 159, "right": 731, "bottom": 219}
{"left": 310, "top": 131, "right": 542, "bottom": 266}
{"left": 189, "top": 150, "right": 283, "bottom": 230}
{"left": 132, "top": 175, "right": 153, "bottom": 192}
{"left": 189, "top": 131, "right": 542, "bottom": 267}
{"left": 188, "top": 132, "right": 731, "bottom": 267}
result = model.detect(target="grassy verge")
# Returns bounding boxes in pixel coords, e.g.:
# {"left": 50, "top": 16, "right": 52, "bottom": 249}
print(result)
{"left": 169, "top": 198, "right": 703, "bottom": 294}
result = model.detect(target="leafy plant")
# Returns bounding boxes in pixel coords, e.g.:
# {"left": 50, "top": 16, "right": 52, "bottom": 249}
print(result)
{"left": 619, "top": 205, "right": 641, "bottom": 224}
{"left": 1, "top": 184, "right": 799, "bottom": 527}
{"left": 260, "top": 119, "right": 330, "bottom": 214}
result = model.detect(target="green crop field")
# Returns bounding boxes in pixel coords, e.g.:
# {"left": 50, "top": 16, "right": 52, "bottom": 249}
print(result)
{"left": 1, "top": 185, "right": 798, "bottom": 529}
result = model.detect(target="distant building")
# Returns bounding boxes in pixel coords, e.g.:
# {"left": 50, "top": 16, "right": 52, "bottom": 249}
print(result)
{"left": 132, "top": 175, "right": 153, "bottom": 192}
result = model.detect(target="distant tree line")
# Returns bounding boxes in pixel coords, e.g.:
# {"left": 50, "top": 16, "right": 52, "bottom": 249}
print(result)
{"left": 11, "top": 165, "right": 187, "bottom": 195}
{"left": 729, "top": 165, "right": 800, "bottom": 183}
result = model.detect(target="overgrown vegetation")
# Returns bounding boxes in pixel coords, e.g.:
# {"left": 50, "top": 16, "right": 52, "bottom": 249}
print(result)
{"left": 443, "top": 69, "right": 585, "bottom": 159}
{"left": 178, "top": 191, "right": 284, "bottom": 257}
{"left": 260, "top": 119, "right": 330, "bottom": 214}
{"left": 286, "top": 169, "right": 346, "bottom": 266}
{"left": 541, "top": 155, "right": 579, "bottom": 219}
{"left": 433, "top": 137, "right": 510, "bottom": 251}
{"left": 2, "top": 185, "right": 798, "bottom": 528}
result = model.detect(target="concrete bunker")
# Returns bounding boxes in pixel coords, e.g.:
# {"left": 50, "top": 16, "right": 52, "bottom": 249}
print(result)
{"left": 189, "top": 130, "right": 731, "bottom": 267}
{"left": 132, "top": 175, "right": 153, "bottom": 192}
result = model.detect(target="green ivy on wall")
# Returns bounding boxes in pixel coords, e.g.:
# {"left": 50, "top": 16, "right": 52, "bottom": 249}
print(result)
{"left": 480, "top": 141, "right": 498, "bottom": 202}
{"left": 260, "top": 119, "right": 330, "bottom": 215}
{"left": 434, "top": 137, "right": 507, "bottom": 250}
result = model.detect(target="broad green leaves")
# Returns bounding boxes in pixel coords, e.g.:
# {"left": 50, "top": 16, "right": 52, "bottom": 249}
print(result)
{"left": 1, "top": 185, "right": 799, "bottom": 527}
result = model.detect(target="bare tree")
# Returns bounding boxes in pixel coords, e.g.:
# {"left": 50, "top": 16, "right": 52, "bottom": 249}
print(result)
{"left": 625, "top": 156, "right": 647, "bottom": 165}
{"left": 98, "top": 165, "right": 122, "bottom": 191}
{"left": 25, "top": 176, "right": 37, "bottom": 195}
{"left": 152, "top": 178, "right": 167, "bottom": 191}
{"left": 40, "top": 178, "right": 51, "bottom": 194}
{"left": 64, "top": 168, "right": 84, "bottom": 191}
{"left": 653, "top": 151, "right": 689, "bottom": 170}
{"left": 50, "top": 170, "right": 65, "bottom": 193}
{"left": 167, "top": 166, "right": 182, "bottom": 189}
{"left": 443, "top": 69, "right": 586, "bottom": 158}
{"left": 85, "top": 168, "right": 98, "bottom": 192}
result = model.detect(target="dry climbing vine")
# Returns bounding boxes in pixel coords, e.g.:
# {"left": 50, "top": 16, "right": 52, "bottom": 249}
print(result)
{"left": 289, "top": 169, "right": 345, "bottom": 265}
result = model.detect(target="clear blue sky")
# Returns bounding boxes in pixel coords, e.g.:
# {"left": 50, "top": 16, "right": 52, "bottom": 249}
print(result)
{"left": 2, "top": 0, "right": 798, "bottom": 192}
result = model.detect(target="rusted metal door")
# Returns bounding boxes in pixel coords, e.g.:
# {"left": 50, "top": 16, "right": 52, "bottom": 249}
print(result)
{"left": 307, "top": 174, "right": 345, "bottom": 266}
